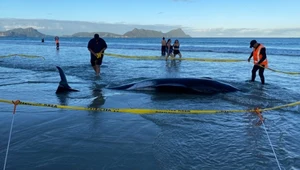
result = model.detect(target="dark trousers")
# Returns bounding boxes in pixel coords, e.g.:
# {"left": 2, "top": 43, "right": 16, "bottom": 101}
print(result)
{"left": 161, "top": 45, "right": 166, "bottom": 56}
{"left": 251, "top": 65, "right": 265, "bottom": 84}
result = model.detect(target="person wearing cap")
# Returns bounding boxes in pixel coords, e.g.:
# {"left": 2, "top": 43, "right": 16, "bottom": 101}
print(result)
{"left": 87, "top": 34, "right": 107, "bottom": 76}
{"left": 247, "top": 40, "right": 268, "bottom": 84}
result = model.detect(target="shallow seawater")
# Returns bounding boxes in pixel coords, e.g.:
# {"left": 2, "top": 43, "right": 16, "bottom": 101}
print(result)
{"left": 0, "top": 37, "right": 300, "bottom": 170}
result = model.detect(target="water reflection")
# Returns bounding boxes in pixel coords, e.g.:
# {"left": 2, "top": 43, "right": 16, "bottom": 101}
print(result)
{"left": 56, "top": 93, "right": 70, "bottom": 105}
{"left": 88, "top": 83, "right": 106, "bottom": 109}
{"left": 165, "top": 59, "right": 181, "bottom": 76}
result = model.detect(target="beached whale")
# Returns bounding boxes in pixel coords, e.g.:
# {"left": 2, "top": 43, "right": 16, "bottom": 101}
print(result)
{"left": 55, "top": 66, "right": 238, "bottom": 94}
{"left": 108, "top": 78, "right": 238, "bottom": 94}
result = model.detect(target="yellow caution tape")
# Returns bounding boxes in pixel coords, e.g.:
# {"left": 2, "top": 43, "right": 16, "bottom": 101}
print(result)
{"left": 0, "top": 54, "right": 45, "bottom": 60}
{"left": 105, "top": 53, "right": 300, "bottom": 73}
{"left": 105, "top": 53, "right": 245, "bottom": 62}
{"left": 265, "top": 67, "right": 300, "bottom": 75}
{"left": 260, "top": 101, "right": 300, "bottom": 112}
{"left": 105, "top": 53, "right": 159, "bottom": 60}
{"left": 256, "top": 64, "right": 300, "bottom": 75}
{"left": 179, "top": 57, "right": 245, "bottom": 62}
{"left": 0, "top": 99, "right": 299, "bottom": 115}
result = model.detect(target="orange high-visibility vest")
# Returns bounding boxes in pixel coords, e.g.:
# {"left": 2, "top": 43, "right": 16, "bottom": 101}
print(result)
{"left": 253, "top": 44, "right": 268, "bottom": 68}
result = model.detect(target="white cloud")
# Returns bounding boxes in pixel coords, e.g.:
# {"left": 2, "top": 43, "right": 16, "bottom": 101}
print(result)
{"left": 4, "top": 25, "right": 45, "bottom": 30}
{"left": 186, "top": 27, "right": 300, "bottom": 37}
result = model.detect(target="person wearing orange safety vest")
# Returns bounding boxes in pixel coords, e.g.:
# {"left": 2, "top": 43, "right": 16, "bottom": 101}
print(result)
{"left": 247, "top": 40, "right": 268, "bottom": 84}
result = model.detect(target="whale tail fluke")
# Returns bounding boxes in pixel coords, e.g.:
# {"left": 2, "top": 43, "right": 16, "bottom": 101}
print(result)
{"left": 56, "top": 66, "right": 79, "bottom": 93}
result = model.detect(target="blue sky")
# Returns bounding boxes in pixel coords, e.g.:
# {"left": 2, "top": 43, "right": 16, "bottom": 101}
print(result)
{"left": 1, "top": 0, "right": 300, "bottom": 37}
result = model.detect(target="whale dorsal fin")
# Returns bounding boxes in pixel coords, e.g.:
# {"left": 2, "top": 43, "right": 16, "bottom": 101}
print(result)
{"left": 56, "top": 66, "right": 79, "bottom": 93}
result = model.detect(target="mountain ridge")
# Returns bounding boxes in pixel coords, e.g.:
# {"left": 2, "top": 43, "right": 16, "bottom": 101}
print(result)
{"left": 0, "top": 27, "right": 191, "bottom": 38}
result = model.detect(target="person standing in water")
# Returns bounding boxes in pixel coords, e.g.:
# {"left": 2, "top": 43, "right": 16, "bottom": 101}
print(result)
{"left": 165, "top": 39, "right": 173, "bottom": 60}
{"left": 161, "top": 37, "right": 167, "bottom": 56}
{"left": 87, "top": 34, "right": 107, "bottom": 76}
{"left": 173, "top": 39, "right": 182, "bottom": 58}
{"left": 54, "top": 36, "right": 59, "bottom": 50}
{"left": 247, "top": 39, "right": 268, "bottom": 84}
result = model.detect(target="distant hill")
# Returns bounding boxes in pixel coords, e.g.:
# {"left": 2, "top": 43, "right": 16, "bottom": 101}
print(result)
{"left": 71, "top": 32, "right": 124, "bottom": 38}
{"left": 0, "top": 27, "right": 190, "bottom": 38}
{"left": 0, "top": 18, "right": 189, "bottom": 37}
{"left": 71, "top": 28, "right": 190, "bottom": 38}
{"left": 166, "top": 28, "right": 191, "bottom": 38}
{"left": 0, "top": 27, "right": 46, "bottom": 37}
{"left": 123, "top": 28, "right": 165, "bottom": 38}
{"left": 123, "top": 28, "right": 190, "bottom": 38}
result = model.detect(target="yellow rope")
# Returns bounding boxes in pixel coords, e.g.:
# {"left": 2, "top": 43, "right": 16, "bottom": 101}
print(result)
{"left": 0, "top": 99, "right": 299, "bottom": 115}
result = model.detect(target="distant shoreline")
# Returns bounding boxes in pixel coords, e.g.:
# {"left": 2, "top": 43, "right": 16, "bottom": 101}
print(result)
{"left": 1, "top": 36, "right": 300, "bottom": 39}
{"left": 0, "top": 27, "right": 191, "bottom": 38}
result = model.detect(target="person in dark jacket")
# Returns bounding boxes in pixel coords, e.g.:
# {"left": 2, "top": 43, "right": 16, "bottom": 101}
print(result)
{"left": 87, "top": 34, "right": 107, "bottom": 76}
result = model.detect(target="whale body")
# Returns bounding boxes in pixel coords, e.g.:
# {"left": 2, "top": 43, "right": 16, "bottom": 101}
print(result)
{"left": 108, "top": 78, "right": 238, "bottom": 94}
{"left": 55, "top": 66, "right": 238, "bottom": 94}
